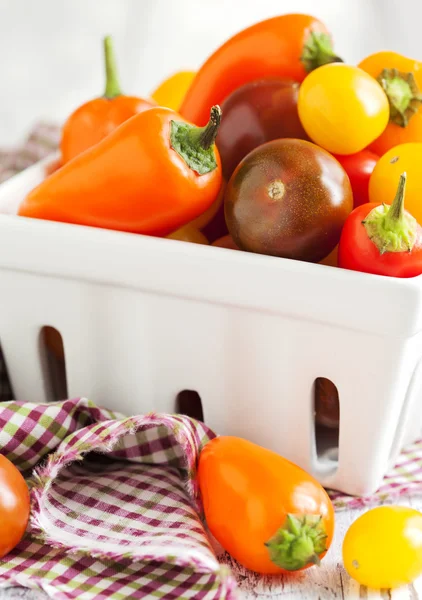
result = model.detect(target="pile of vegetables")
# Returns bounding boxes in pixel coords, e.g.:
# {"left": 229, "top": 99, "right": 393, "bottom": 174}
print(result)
{"left": 8, "top": 12, "right": 422, "bottom": 592}
{"left": 16, "top": 14, "right": 422, "bottom": 279}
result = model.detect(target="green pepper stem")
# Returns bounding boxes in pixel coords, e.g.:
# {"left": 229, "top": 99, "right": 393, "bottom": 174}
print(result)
{"left": 363, "top": 172, "right": 418, "bottom": 254}
{"left": 377, "top": 68, "right": 422, "bottom": 127}
{"left": 301, "top": 32, "right": 343, "bottom": 74}
{"left": 187, "top": 106, "right": 222, "bottom": 150}
{"left": 103, "top": 35, "right": 122, "bottom": 99}
{"left": 265, "top": 514, "right": 327, "bottom": 571}
{"left": 170, "top": 106, "right": 222, "bottom": 175}
{"left": 385, "top": 172, "right": 407, "bottom": 224}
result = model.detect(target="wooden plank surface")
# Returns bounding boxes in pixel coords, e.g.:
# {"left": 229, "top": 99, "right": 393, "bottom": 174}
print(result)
{"left": 237, "top": 494, "right": 422, "bottom": 599}
{"left": 1, "top": 495, "right": 422, "bottom": 599}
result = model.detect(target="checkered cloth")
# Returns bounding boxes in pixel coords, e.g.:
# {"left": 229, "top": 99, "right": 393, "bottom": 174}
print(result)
{"left": 0, "top": 123, "right": 60, "bottom": 184}
{"left": 0, "top": 122, "right": 61, "bottom": 400}
{"left": 0, "top": 399, "right": 236, "bottom": 599}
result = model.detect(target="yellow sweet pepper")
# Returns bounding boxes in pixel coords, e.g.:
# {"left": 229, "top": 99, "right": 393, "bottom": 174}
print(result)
{"left": 151, "top": 71, "right": 196, "bottom": 112}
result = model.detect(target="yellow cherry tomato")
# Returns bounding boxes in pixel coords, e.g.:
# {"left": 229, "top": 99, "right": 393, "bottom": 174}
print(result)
{"left": 167, "top": 225, "right": 209, "bottom": 244}
{"left": 343, "top": 506, "right": 422, "bottom": 589}
{"left": 369, "top": 142, "right": 422, "bottom": 223}
{"left": 298, "top": 64, "right": 389, "bottom": 155}
{"left": 151, "top": 71, "right": 196, "bottom": 112}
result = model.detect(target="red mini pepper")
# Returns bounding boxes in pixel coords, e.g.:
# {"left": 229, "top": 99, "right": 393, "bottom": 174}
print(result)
{"left": 338, "top": 173, "right": 422, "bottom": 277}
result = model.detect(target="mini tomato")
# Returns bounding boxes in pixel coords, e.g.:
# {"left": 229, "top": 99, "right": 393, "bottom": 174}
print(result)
{"left": 369, "top": 142, "right": 422, "bottom": 224}
{"left": 212, "top": 235, "right": 240, "bottom": 250}
{"left": 0, "top": 454, "right": 30, "bottom": 558}
{"left": 339, "top": 173, "right": 422, "bottom": 277}
{"left": 225, "top": 139, "right": 353, "bottom": 263}
{"left": 198, "top": 436, "right": 335, "bottom": 575}
{"left": 333, "top": 150, "right": 379, "bottom": 208}
{"left": 343, "top": 506, "right": 422, "bottom": 589}
{"left": 319, "top": 245, "right": 338, "bottom": 267}
{"left": 167, "top": 225, "right": 209, "bottom": 244}
{"left": 298, "top": 64, "right": 389, "bottom": 154}
{"left": 217, "top": 78, "right": 309, "bottom": 180}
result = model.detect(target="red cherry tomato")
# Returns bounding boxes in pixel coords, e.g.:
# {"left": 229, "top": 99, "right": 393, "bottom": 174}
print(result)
{"left": 0, "top": 455, "right": 30, "bottom": 558}
{"left": 333, "top": 150, "right": 378, "bottom": 208}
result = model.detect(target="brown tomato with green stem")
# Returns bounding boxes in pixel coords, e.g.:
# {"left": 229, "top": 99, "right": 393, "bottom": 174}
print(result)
{"left": 225, "top": 139, "right": 353, "bottom": 263}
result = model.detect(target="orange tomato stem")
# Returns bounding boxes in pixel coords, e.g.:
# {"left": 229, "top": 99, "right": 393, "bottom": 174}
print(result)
{"left": 103, "top": 35, "right": 122, "bottom": 99}
{"left": 301, "top": 32, "right": 343, "bottom": 73}
{"left": 377, "top": 68, "right": 422, "bottom": 127}
{"left": 363, "top": 172, "right": 417, "bottom": 253}
{"left": 265, "top": 514, "right": 328, "bottom": 571}
{"left": 170, "top": 105, "right": 222, "bottom": 175}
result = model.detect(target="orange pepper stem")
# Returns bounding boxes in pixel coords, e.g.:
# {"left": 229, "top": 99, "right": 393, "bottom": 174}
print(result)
{"left": 301, "top": 31, "right": 343, "bottom": 73}
{"left": 188, "top": 105, "right": 222, "bottom": 150}
{"left": 103, "top": 35, "right": 122, "bottom": 99}
{"left": 363, "top": 172, "right": 417, "bottom": 254}
{"left": 170, "top": 105, "right": 222, "bottom": 175}
{"left": 377, "top": 68, "right": 422, "bottom": 127}
{"left": 265, "top": 514, "right": 327, "bottom": 571}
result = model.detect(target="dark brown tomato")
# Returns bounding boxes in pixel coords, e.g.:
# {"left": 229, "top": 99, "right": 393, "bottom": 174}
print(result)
{"left": 225, "top": 139, "right": 353, "bottom": 263}
{"left": 217, "top": 78, "right": 309, "bottom": 180}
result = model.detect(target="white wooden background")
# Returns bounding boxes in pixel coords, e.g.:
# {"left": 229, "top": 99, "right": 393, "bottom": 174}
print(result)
{"left": 1, "top": 495, "right": 421, "bottom": 599}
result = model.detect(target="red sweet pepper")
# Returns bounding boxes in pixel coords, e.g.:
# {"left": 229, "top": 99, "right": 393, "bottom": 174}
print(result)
{"left": 338, "top": 172, "right": 422, "bottom": 277}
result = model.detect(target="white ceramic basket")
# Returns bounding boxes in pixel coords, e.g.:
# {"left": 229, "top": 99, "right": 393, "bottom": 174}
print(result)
{"left": 1, "top": 153, "right": 422, "bottom": 496}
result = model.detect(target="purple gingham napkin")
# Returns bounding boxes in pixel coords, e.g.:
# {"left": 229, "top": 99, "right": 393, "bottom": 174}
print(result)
{"left": 0, "top": 398, "right": 236, "bottom": 599}
{"left": 0, "top": 122, "right": 60, "bottom": 184}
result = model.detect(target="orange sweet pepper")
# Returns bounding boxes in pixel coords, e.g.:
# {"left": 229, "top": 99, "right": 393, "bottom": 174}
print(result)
{"left": 61, "top": 35, "right": 155, "bottom": 163}
{"left": 19, "top": 106, "right": 222, "bottom": 237}
{"left": 359, "top": 52, "right": 422, "bottom": 155}
{"left": 180, "top": 13, "right": 341, "bottom": 125}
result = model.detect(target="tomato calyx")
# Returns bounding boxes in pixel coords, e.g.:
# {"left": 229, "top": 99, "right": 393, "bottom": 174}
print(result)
{"left": 103, "top": 35, "right": 122, "bottom": 99}
{"left": 377, "top": 68, "right": 422, "bottom": 127}
{"left": 363, "top": 172, "right": 417, "bottom": 254}
{"left": 171, "top": 105, "right": 222, "bottom": 175}
{"left": 265, "top": 514, "right": 327, "bottom": 571}
{"left": 300, "top": 32, "right": 343, "bottom": 73}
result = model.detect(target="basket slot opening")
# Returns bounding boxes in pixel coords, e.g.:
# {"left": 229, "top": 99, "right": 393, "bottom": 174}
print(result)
{"left": 176, "top": 390, "right": 204, "bottom": 423}
{"left": 40, "top": 327, "right": 68, "bottom": 401}
{"left": 313, "top": 377, "right": 340, "bottom": 470}
{"left": 0, "top": 342, "right": 14, "bottom": 401}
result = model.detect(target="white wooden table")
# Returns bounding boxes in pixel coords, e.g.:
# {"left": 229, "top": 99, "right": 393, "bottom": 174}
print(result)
{"left": 231, "top": 494, "right": 422, "bottom": 599}
{"left": 1, "top": 495, "right": 422, "bottom": 599}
